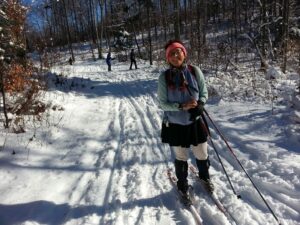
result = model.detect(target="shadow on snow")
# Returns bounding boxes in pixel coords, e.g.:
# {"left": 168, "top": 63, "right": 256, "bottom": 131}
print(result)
{"left": 0, "top": 191, "right": 178, "bottom": 225}
{"left": 45, "top": 72, "right": 158, "bottom": 99}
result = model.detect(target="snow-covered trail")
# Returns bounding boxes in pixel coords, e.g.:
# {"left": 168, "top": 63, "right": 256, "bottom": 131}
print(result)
{"left": 49, "top": 63, "right": 176, "bottom": 225}
{"left": 0, "top": 59, "right": 299, "bottom": 225}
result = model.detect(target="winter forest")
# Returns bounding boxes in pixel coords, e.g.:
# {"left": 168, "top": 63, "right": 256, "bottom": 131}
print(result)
{"left": 0, "top": 0, "right": 300, "bottom": 225}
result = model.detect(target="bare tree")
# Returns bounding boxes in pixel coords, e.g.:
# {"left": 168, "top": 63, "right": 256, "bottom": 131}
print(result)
{"left": 146, "top": 0, "right": 153, "bottom": 65}
{"left": 282, "top": 0, "right": 290, "bottom": 72}
{"left": 173, "top": 0, "right": 180, "bottom": 39}
{"left": 61, "top": 0, "right": 75, "bottom": 61}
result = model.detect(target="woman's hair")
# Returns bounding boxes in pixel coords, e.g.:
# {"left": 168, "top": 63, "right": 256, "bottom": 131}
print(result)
{"left": 164, "top": 39, "right": 185, "bottom": 50}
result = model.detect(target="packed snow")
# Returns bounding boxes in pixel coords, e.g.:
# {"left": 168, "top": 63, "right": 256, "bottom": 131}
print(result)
{"left": 0, "top": 52, "right": 299, "bottom": 225}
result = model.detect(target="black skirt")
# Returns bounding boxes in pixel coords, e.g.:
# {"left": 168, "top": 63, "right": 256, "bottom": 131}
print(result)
{"left": 161, "top": 118, "right": 208, "bottom": 148}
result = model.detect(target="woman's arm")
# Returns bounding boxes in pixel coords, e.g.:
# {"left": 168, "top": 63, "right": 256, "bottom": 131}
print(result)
{"left": 193, "top": 66, "right": 208, "bottom": 104}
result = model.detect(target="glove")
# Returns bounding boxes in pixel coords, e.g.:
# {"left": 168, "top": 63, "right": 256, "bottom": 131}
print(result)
{"left": 188, "top": 101, "right": 204, "bottom": 121}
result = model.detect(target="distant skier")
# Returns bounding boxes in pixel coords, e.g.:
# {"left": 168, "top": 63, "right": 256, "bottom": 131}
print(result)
{"left": 68, "top": 57, "right": 73, "bottom": 65}
{"left": 157, "top": 40, "right": 214, "bottom": 202}
{"left": 106, "top": 51, "right": 114, "bottom": 71}
{"left": 129, "top": 49, "right": 138, "bottom": 70}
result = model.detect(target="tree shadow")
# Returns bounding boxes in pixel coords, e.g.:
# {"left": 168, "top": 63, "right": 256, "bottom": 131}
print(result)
{"left": 0, "top": 153, "right": 170, "bottom": 174}
{"left": 206, "top": 106, "right": 300, "bottom": 154}
{"left": 0, "top": 190, "right": 179, "bottom": 225}
{"left": 45, "top": 72, "right": 158, "bottom": 99}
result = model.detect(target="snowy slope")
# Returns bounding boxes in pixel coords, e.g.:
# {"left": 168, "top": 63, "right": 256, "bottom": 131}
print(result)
{"left": 0, "top": 57, "right": 299, "bottom": 225}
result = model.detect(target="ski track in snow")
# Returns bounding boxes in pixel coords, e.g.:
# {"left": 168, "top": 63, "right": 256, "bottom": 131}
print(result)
{"left": 57, "top": 64, "right": 178, "bottom": 225}
{"left": 0, "top": 59, "right": 299, "bottom": 225}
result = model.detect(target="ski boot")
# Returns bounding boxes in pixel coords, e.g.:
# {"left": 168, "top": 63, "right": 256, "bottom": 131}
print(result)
{"left": 178, "top": 185, "right": 195, "bottom": 206}
{"left": 199, "top": 178, "right": 214, "bottom": 193}
{"left": 175, "top": 159, "right": 193, "bottom": 206}
{"left": 196, "top": 158, "right": 215, "bottom": 193}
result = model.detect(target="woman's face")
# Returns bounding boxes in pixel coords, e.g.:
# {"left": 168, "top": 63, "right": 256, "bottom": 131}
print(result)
{"left": 168, "top": 48, "right": 185, "bottom": 67}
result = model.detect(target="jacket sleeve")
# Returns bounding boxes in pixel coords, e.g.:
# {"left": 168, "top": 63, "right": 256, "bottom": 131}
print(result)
{"left": 193, "top": 66, "right": 208, "bottom": 104}
{"left": 157, "top": 72, "right": 180, "bottom": 111}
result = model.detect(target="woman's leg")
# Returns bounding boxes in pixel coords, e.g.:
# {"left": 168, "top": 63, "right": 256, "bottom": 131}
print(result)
{"left": 191, "top": 142, "right": 214, "bottom": 191}
{"left": 174, "top": 146, "right": 189, "bottom": 161}
{"left": 192, "top": 142, "right": 210, "bottom": 180}
{"left": 191, "top": 142, "right": 208, "bottom": 160}
{"left": 174, "top": 146, "right": 189, "bottom": 194}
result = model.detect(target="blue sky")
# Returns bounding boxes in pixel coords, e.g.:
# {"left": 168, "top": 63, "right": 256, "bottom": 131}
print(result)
{"left": 21, "top": 0, "right": 40, "bottom": 7}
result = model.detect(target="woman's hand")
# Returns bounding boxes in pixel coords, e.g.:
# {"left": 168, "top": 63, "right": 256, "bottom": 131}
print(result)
{"left": 181, "top": 99, "right": 197, "bottom": 110}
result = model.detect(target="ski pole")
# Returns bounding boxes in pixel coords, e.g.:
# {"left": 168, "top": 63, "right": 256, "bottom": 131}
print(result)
{"left": 201, "top": 113, "right": 241, "bottom": 198}
{"left": 203, "top": 108, "right": 282, "bottom": 225}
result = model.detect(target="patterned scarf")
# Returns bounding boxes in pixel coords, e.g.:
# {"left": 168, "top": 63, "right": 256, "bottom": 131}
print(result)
{"left": 165, "top": 63, "right": 190, "bottom": 91}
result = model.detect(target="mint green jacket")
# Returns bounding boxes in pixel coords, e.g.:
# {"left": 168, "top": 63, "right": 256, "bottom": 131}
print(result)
{"left": 157, "top": 65, "right": 208, "bottom": 125}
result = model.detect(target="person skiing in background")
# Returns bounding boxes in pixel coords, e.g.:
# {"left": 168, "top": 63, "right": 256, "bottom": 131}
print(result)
{"left": 106, "top": 51, "right": 114, "bottom": 71}
{"left": 129, "top": 49, "right": 138, "bottom": 70}
{"left": 157, "top": 40, "right": 214, "bottom": 202}
{"left": 68, "top": 57, "right": 73, "bottom": 65}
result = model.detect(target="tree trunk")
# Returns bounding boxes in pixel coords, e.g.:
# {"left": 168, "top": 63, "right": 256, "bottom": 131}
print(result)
{"left": 184, "top": 0, "right": 189, "bottom": 38}
{"left": 174, "top": 0, "right": 180, "bottom": 39}
{"left": 146, "top": 2, "right": 153, "bottom": 65}
{"left": 282, "top": 0, "right": 289, "bottom": 73}
{"left": 0, "top": 63, "right": 9, "bottom": 128}
{"left": 196, "top": 0, "right": 201, "bottom": 63}
{"left": 92, "top": 0, "right": 101, "bottom": 59}
{"left": 98, "top": 0, "right": 104, "bottom": 59}
{"left": 160, "top": 0, "right": 167, "bottom": 41}
{"left": 70, "top": 0, "right": 79, "bottom": 42}
{"left": 202, "top": 0, "right": 207, "bottom": 45}
{"left": 261, "top": 0, "right": 267, "bottom": 65}
{"left": 131, "top": 23, "right": 141, "bottom": 58}
{"left": 62, "top": 0, "right": 75, "bottom": 61}
{"left": 233, "top": 0, "right": 238, "bottom": 63}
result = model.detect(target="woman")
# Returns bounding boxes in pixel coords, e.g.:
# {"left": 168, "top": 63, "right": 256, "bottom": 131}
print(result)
{"left": 157, "top": 40, "right": 214, "bottom": 199}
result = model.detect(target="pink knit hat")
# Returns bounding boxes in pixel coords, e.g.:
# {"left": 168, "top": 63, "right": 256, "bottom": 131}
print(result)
{"left": 166, "top": 42, "right": 187, "bottom": 61}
